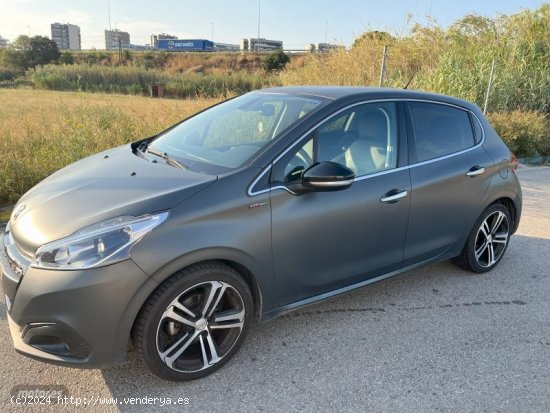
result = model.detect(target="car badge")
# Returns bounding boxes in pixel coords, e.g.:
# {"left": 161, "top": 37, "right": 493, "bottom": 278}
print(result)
{"left": 13, "top": 204, "right": 26, "bottom": 221}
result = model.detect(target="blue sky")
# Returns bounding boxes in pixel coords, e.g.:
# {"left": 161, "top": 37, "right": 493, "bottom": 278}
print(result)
{"left": 1, "top": 0, "right": 547, "bottom": 49}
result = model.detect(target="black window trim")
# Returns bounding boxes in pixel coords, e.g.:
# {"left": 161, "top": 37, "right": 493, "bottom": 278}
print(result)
{"left": 248, "top": 98, "right": 486, "bottom": 197}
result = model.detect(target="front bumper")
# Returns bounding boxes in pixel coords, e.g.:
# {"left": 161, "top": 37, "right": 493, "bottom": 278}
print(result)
{"left": 1, "top": 239, "right": 153, "bottom": 368}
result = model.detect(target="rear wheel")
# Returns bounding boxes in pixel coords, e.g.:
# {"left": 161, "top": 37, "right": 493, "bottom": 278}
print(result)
{"left": 455, "top": 204, "right": 511, "bottom": 273}
{"left": 133, "top": 262, "right": 253, "bottom": 381}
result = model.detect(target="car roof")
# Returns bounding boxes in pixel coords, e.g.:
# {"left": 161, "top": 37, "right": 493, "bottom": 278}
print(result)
{"left": 258, "top": 86, "right": 479, "bottom": 111}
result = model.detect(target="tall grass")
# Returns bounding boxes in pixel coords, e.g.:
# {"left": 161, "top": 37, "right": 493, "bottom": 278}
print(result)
{"left": 281, "top": 5, "right": 550, "bottom": 114}
{"left": 29, "top": 64, "right": 281, "bottom": 98}
{"left": 0, "top": 89, "right": 220, "bottom": 205}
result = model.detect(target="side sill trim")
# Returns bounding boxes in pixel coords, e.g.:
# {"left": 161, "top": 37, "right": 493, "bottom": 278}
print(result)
{"left": 260, "top": 253, "right": 448, "bottom": 323}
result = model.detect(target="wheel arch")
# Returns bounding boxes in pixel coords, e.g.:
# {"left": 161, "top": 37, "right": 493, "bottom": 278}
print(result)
{"left": 482, "top": 192, "right": 521, "bottom": 234}
{"left": 112, "top": 251, "right": 268, "bottom": 366}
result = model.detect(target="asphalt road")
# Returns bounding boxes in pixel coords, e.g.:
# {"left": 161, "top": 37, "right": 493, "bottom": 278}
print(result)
{"left": 1, "top": 166, "right": 549, "bottom": 412}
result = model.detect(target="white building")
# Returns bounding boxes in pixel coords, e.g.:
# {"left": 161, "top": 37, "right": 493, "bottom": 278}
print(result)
{"left": 105, "top": 29, "right": 130, "bottom": 50}
{"left": 240, "top": 38, "right": 283, "bottom": 52}
{"left": 51, "top": 23, "right": 81, "bottom": 50}
{"left": 0, "top": 36, "right": 8, "bottom": 48}
{"left": 315, "top": 43, "right": 344, "bottom": 53}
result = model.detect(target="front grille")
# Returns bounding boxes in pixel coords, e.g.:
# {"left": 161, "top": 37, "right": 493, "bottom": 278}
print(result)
{"left": 5, "top": 248, "right": 23, "bottom": 277}
{"left": 2, "top": 225, "right": 30, "bottom": 280}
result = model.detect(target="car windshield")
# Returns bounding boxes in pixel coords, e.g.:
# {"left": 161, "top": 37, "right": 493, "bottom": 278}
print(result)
{"left": 148, "top": 92, "right": 325, "bottom": 174}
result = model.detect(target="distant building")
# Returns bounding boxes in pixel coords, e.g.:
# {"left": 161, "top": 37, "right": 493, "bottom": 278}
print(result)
{"left": 240, "top": 38, "right": 283, "bottom": 52}
{"left": 315, "top": 43, "right": 344, "bottom": 53}
{"left": 151, "top": 33, "right": 177, "bottom": 48}
{"left": 157, "top": 39, "right": 213, "bottom": 52}
{"left": 105, "top": 29, "right": 130, "bottom": 50}
{"left": 305, "top": 43, "right": 316, "bottom": 53}
{"left": 0, "top": 36, "right": 8, "bottom": 48}
{"left": 126, "top": 44, "right": 152, "bottom": 51}
{"left": 51, "top": 23, "right": 81, "bottom": 50}
{"left": 214, "top": 42, "right": 240, "bottom": 52}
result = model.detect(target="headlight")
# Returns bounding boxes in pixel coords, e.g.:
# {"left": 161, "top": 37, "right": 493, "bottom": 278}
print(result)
{"left": 32, "top": 212, "right": 169, "bottom": 270}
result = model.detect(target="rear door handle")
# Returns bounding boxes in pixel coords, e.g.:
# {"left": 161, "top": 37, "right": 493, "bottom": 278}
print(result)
{"left": 466, "top": 166, "right": 485, "bottom": 177}
{"left": 381, "top": 189, "right": 408, "bottom": 203}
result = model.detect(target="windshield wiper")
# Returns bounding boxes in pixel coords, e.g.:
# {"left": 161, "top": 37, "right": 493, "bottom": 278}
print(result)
{"left": 146, "top": 147, "right": 188, "bottom": 170}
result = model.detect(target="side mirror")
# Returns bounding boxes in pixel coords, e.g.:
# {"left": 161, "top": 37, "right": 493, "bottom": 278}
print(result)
{"left": 292, "top": 161, "right": 355, "bottom": 193}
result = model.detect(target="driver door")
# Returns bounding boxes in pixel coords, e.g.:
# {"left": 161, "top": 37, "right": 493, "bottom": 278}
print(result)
{"left": 270, "top": 101, "right": 411, "bottom": 306}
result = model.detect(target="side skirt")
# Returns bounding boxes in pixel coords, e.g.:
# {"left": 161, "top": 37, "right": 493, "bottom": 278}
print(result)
{"left": 261, "top": 253, "right": 453, "bottom": 323}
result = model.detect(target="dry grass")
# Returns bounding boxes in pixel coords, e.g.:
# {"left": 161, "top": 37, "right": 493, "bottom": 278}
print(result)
{"left": 0, "top": 89, "right": 220, "bottom": 205}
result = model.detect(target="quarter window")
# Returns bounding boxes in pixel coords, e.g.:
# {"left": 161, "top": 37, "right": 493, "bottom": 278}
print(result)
{"left": 408, "top": 102, "right": 475, "bottom": 162}
{"left": 273, "top": 102, "right": 398, "bottom": 183}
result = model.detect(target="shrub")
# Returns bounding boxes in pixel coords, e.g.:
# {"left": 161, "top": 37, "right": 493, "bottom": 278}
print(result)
{"left": 0, "top": 67, "right": 19, "bottom": 81}
{"left": 59, "top": 52, "right": 75, "bottom": 65}
{"left": 262, "top": 49, "right": 290, "bottom": 72}
{"left": 488, "top": 111, "right": 550, "bottom": 157}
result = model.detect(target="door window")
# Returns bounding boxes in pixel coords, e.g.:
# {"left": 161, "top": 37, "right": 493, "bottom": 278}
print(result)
{"left": 273, "top": 102, "right": 399, "bottom": 184}
{"left": 408, "top": 102, "right": 475, "bottom": 162}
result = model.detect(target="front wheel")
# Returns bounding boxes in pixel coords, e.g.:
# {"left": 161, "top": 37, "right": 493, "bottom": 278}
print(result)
{"left": 133, "top": 262, "right": 253, "bottom": 381}
{"left": 455, "top": 204, "right": 512, "bottom": 273}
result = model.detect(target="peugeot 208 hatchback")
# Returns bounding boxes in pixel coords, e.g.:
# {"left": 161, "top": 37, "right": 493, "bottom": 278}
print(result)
{"left": 1, "top": 87, "right": 521, "bottom": 381}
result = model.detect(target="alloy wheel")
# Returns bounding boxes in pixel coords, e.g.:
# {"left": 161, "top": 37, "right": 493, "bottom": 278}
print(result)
{"left": 155, "top": 281, "right": 245, "bottom": 373}
{"left": 474, "top": 210, "right": 510, "bottom": 268}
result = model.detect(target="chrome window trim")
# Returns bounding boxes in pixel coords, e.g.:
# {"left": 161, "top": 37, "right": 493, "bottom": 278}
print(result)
{"left": 248, "top": 98, "right": 486, "bottom": 197}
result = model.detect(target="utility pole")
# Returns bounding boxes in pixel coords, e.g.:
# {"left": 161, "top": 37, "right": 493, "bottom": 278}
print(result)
{"left": 379, "top": 45, "right": 388, "bottom": 87}
{"left": 324, "top": 21, "right": 328, "bottom": 45}
{"left": 483, "top": 59, "right": 496, "bottom": 114}
{"left": 118, "top": 35, "right": 122, "bottom": 64}
{"left": 211, "top": 22, "right": 214, "bottom": 43}
{"left": 256, "top": 0, "right": 261, "bottom": 53}
{"left": 108, "top": 0, "right": 112, "bottom": 31}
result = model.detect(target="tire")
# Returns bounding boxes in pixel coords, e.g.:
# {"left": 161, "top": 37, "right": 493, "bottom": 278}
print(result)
{"left": 133, "top": 262, "right": 253, "bottom": 381}
{"left": 455, "top": 204, "right": 512, "bottom": 273}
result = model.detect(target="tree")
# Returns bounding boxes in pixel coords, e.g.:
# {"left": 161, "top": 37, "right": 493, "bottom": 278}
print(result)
{"left": 27, "top": 36, "right": 60, "bottom": 67}
{"left": 1, "top": 35, "right": 60, "bottom": 70}
{"left": 262, "top": 49, "right": 290, "bottom": 72}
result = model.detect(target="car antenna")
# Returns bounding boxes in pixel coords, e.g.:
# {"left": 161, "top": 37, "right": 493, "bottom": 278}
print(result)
{"left": 404, "top": 72, "right": 416, "bottom": 89}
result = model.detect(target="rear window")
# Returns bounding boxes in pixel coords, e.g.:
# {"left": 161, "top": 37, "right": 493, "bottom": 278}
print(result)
{"left": 408, "top": 102, "right": 475, "bottom": 162}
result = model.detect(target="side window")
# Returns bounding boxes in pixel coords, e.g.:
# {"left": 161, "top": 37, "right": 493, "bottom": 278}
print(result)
{"left": 470, "top": 113, "right": 483, "bottom": 144}
{"left": 272, "top": 102, "right": 398, "bottom": 184}
{"left": 408, "top": 102, "right": 475, "bottom": 162}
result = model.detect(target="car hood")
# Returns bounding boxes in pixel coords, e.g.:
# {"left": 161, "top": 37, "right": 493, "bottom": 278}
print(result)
{"left": 9, "top": 145, "right": 217, "bottom": 257}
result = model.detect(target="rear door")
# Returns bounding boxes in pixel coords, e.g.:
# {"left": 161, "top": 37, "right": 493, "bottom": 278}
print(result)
{"left": 403, "top": 101, "right": 493, "bottom": 266}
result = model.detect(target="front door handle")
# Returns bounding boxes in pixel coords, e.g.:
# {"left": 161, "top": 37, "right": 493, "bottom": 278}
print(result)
{"left": 466, "top": 166, "right": 485, "bottom": 177}
{"left": 381, "top": 189, "right": 408, "bottom": 204}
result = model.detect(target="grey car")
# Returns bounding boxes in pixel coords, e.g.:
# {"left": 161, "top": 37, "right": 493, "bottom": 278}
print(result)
{"left": 1, "top": 87, "right": 521, "bottom": 381}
